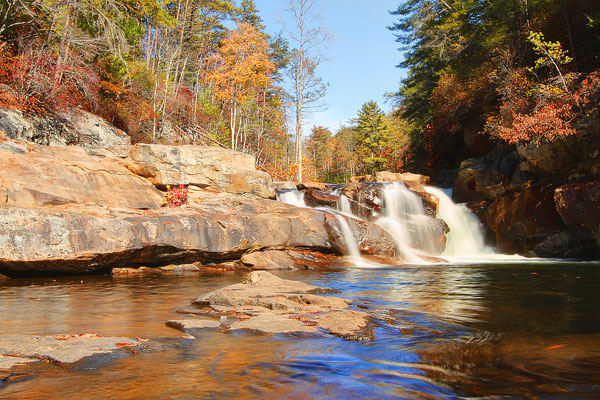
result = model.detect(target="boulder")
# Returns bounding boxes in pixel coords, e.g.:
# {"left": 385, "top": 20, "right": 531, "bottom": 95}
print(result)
{"left": 0, "top": 108, "right": 130, "bottom": 147}
{"left": 240, "top": 250, "right": 300, "bottom": 270}
{"left": 341, "top": 182, "right": 383, "bottom": 220}
{"left": 186, "top": 271, "right": 371, "bottom": 340}
{"left": 453, "top": 157, "right": 506, "bottom": 203}
{"left": 324, "top": 213, "right": 398, "bottom": 258}
{"left": 127, "top": 144, "right": 275, "bottom": 199}
{"left": 272, "top": 181, "right": 298, "bottom": 190}
{"left": 0, "top": 142, "right": 164, "bottom": 209}
{"left": 0, "top": 194, "right": 333, "bottom": 276}
{"left": 554, "top": 181, "right": 600, "bottom": 231}
{"left": 482, "top": 185, "right": 566, "bottom": 254}
{"left": 375, "top": 171, "right": 431, "bottom": 185}
{"left": 59, "top": 108, "right": 131, "bottom": 147}
{"left": 533, "top": 231, "right": 599, "bottom": 259}
{"left": 296, "top": 181, "right": 330, "bottom": 191}
{"left": 303, "top": 189, "right": 338, "bottom": 208}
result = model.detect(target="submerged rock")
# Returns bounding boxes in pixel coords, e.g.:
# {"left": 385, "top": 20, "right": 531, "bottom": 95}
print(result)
{"left": 169, "top": 271, "right": 371, "bottom": 340}
{"left": 0, "top": 334, "right": 146, "bottom": 367}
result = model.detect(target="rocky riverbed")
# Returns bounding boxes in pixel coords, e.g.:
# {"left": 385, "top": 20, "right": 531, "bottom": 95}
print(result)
{"left": 167, "top": 271, "right": 372, "bottom": 340}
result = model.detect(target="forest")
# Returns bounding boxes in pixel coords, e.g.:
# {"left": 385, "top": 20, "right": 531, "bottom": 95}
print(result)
{"left": 0, "top": 0, "right": 599, "bottom": 183}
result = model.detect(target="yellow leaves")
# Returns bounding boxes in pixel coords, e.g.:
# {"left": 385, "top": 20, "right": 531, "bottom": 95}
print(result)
{"left": 207, "top": 22, "right": 276, "bottom": 105}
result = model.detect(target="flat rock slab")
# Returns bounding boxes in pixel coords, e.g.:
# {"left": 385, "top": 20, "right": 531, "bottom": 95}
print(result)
{"left": 0, "top": 334, "right": 146, "bottom": 365}
{"left": 0, "top": 356, "right": 34, "bottom": 370}
{"left": 165, "top": 319, "right": 221, "bottom": 331}
{"left": 173, "top": 271, "right": 372, "bottom": 340}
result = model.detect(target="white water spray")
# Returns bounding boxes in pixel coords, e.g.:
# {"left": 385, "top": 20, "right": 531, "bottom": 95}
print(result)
{"left": 337, "top": 195, "right": 352, "bottom": 214}
{"left": 277, "top": 190, "right": 307, "bottom": 207}
{"left": 424, "top": 186, "right": 492, "bottom": 257}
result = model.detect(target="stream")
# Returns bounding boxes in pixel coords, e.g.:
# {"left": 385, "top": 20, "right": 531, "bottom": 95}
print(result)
{"left": 1, "top": 262, "right": 600, "bottom": 399}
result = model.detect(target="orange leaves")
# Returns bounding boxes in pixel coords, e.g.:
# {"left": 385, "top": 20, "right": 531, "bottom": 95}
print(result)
{"left": 207, "top": 22, "right": 275, "bottom": 104}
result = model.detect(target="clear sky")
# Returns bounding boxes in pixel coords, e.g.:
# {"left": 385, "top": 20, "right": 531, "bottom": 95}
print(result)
{"left": 254, "top": 0, "right": 405, "bottom": 135}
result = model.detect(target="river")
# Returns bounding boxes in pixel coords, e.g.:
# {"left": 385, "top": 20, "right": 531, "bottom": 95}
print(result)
{"left": 1, "top": 261, "right": 599, "bottom": 399}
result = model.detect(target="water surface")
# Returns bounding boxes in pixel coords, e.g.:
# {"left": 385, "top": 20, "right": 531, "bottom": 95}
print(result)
{"left": 1, "top": 263, "right": 600, "bottom": 399}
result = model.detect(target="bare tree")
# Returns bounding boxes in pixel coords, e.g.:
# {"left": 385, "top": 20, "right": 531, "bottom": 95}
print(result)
{"left": 283, "top": 0, "right": 330, "bottom": 182}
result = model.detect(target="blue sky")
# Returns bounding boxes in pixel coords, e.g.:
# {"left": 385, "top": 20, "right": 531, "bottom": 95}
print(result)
{"left": 254, "top": 0, "right": 405, "bottom": 135}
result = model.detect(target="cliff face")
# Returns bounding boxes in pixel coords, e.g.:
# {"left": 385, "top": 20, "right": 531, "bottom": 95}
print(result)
{"left": 454, "top": 130, "right": 600, "bottom": 258}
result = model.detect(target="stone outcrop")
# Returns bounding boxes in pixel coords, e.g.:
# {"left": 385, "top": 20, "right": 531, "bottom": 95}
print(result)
{"left": 481, "top": 184, "right": 566, "bottom": 254}
{"left": 168, "top": 271, "right": 371, "bottom": 340}
{"left": 375, "top": 171, "right": 431, "bottom": 185}
{"left": 0, "top": 193, "right": 334, "bottom": 276}
{"left": 554, "top": 181, "right": 600, "bottom": 232}
{"left": 0, "top": 141, "right": 163, "bottom": 209}
{"left": 0, "top": 108, "right": 130, "bottom": 147}
{"left": 127, "top": 143, "right": 275, "bottom": 199}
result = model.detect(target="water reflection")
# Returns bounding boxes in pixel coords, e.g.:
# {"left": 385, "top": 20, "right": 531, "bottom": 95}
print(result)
{"left": 1, "top": 263, "right": 600, "bottom": 399}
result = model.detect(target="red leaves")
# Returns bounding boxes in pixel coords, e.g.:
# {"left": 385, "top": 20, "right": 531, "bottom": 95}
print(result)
{"left": 163, "top": 184, "right": 189, "bottom": 208}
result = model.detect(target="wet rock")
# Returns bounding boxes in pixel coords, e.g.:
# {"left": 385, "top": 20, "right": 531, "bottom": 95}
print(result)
{"left": 127, "top": 144, "right": 275, "bottom": 199}
{"left": 0, "top": 274, "right": 8, "bottom": 282}
{"left": 341, "top": 182, "right": 383, "bottom": 220}
{"left": 303, "top": 189, "right": 339, "bottom": 208}
{"left": 324, "top": 213, "right": 398, "bottom": 258}
{"left": 165, "top": 319, "right": 221, "bottom": 331}
{"left": 0, "top": 356, "right": 33, "bottom": 370}
{"left": 157, "top": 264, "right": 201, "bottom": 273}
{"left": 554, "top": 181, "right": 600, "bottom": 231}
{"left": 183, "top": 271, "right": 370, "bottom": 340}
{"left": 0, "top": 142, "right": 163, "bottom": 209}
{"left": 313, "top": 310, "right": 370, "bottom": 340}
{"left": 111, "top": 267, "right": 160, "bottom": 276}
{"left": 453, "top": 157, "right": 506, "bottom": 203}
{"left": 240, "top": 250, "right": 299, "bottom": 270}
{"left": 482, "top": 184, "right": 566, "bottom": 254}
{"left": 229, "top": 313, "right": 319, "bottom": 334}
{"left": 296, "top": 182, "right": 330, "bottom": 191}
{"left": 0, "top": 334, "right": 146, "bottom": 365}
{"left": 533, "top": 231, "right": 599, "bottom": 259}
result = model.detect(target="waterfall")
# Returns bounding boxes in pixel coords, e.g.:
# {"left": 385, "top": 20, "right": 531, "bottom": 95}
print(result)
{"left": 332, "top": 213, "right": 361, "bottom": 259}
{"left": 376, "top": 182, "right": 446, "bottom": 261}
{"left": 337, "top": 195, "right": 352, "bottom": 214}
{"left": 277, "top": 190, "right": 307, "bottom": 207}
{"left": 424, "top": 186, "right": 492, "bottom": 257}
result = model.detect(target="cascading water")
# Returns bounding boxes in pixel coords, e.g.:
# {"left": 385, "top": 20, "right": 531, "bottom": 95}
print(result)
{"left": 332, "top": 213, "right": 361, "bottom": 259}
{"left": 376, "top": 182, "right": 447, "bottom": 262}
{"left": 337, "top": 195, "right": 352, "bottom": 215}
{"left": 277, "top": 181, "right": 500, "bottom": 265}
{"left": 277, "top": 190, "right": 307, "bottom": 207}
{"left": 424, "top": 186, "right": 493, "bottom": 258}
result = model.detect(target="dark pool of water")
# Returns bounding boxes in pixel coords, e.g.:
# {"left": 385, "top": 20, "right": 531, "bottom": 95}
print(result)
{"left": 1, "top": 262, "right": 600, "bottom": 399}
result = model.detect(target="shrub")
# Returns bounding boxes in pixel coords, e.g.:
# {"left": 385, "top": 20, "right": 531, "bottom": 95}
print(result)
{"left": 163, "top": 185, "right": 189, "bottom": 207}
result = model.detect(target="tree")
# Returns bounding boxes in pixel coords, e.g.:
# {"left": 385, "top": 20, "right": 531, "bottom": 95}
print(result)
{"left": 207, "top": 21, "right": 276, "bottom": 151}
{"left": 354, "top": 101, "right": 389, "bottom": 175}
{"left": 283, "top": 0, "right": 329, "bottom": 182}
